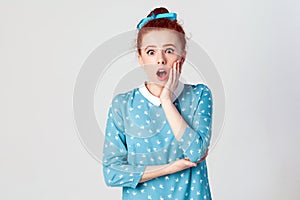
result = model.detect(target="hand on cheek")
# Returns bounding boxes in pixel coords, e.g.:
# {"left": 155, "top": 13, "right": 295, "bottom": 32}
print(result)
{"left": 172, "top": 59, "right": 182, "bottom": 84}
{"left": 160, "top": 60, "right": 182, "bottom": 103}
{"left": 176, "top": 59, "right": 183, "bottom": 74}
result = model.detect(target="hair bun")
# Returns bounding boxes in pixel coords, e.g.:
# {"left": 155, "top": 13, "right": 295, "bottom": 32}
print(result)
{"left": 147, "top": 7, "right": 169, "bottom": 17}
{"left": 137, "top": 7, "right": 186, "bottom": 55}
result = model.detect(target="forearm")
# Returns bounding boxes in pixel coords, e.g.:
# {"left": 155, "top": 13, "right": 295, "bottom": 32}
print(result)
{"left": 139, "top": 159, "right": 197, "bottom": 183}
{"left": 161, "top": 99, "right": 187, "bottom": 141}
{"left": 161, "top": 98, "right": 211, "bottom": 163}
{"left": 139, "top": 164, "right": 169, "bottom": 183}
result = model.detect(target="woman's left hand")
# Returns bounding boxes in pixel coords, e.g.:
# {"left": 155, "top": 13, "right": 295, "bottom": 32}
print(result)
{"left": 160, "top": 60, "right": 182, "bottom": 103}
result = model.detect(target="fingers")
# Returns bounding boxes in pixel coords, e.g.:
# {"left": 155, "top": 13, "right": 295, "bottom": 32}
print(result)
{"left": 165, "top": 67, "right": 172, "bottom": 90}
{"left": 165, "top": 64, "right": 175, "bottom": 90}
{"left": 176, "top": 60, "right": 182, "bottom": 79}
{"left": 164, "top": 60, "right": 181, "bottom": 94}
{"left": 170, "top": 60, "right": 181, "bottom": 84}
{"left": 175, "top": 59, "right": 182, "bottom": 73}
{"left": 172, "top": 60, "right": 181, "bottom": 72}
{"left": 176, "top": 60, "right": 180, "bottom": 73}
{"left": 186, "top": 160, "right": 197, "bottom": 167}
{"left": 183, "top": 158, "right": 197, "bottom": 167}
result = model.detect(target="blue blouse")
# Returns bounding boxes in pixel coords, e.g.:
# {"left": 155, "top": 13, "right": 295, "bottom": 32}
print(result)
{"left": 102, "top": 82, "right": 213, "bottom": 200}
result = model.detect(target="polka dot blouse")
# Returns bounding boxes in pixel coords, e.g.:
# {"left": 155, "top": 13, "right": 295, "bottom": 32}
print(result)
{"left": 102, "top": 82, "right": 213, "bottom": 200}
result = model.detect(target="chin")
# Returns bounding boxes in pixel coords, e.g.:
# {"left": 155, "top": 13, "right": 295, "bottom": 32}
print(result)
{"left": 147, "top": 79, "right": 167, "bottom": 87}
{"left": 156, "top": 80, "right": 168, "bottom": 87}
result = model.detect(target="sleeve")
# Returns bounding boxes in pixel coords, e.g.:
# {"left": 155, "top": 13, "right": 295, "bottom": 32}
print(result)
{"left": 177, "top": 84, "right": 213, "bottom": 163}
{"left": 102, "top": 95, "right": 146, "bottom": 188}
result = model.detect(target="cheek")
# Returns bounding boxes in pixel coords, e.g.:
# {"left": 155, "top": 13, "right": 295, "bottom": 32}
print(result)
{"left": 166, "top": 55, "right": 180, "bottom": 65}
{"left": 142, "top": 65, "right": 157, "bottom": 81}
{"left": 142, "top": 64, "right": 156, "bottom": 72}
{"left": 140, "top": 55, "right": 156, "bottom": 65}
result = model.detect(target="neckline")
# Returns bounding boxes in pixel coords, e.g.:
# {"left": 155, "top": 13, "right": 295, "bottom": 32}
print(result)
{"left": 138, "top": 81, "right": 184, "bottom": 106}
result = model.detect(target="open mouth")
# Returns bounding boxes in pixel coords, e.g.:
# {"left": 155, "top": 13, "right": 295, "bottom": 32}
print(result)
{"left": 156, "top": 68, "right": 168, "bottom": 81}
{"left": 156, "top": 69, "right": 167, "bottom": 77}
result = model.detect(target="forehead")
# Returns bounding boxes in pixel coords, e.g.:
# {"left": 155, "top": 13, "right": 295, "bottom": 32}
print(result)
{"left": 141, "top": 29, "right": 183, "bottom": 48}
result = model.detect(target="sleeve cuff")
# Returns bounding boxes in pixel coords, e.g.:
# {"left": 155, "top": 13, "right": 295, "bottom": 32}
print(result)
{"left": 128, "top": 166, "right": 146, "bottom": 188}
{"left": 177, "top": 125, "right": 197, "bottom": 154}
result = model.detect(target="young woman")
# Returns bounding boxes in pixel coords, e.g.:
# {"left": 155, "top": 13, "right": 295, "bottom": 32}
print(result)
{"left": 102, "top": 7, "right": 213, "bottom": 200}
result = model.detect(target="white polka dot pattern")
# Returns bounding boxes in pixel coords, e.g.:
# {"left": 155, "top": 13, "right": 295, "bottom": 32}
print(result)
{"left": 102, "top": 84, "right": 213, "bottom": 199}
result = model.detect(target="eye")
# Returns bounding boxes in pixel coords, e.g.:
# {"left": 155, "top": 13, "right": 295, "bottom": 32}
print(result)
{"left": 165, "top": 48, "right": 174, "bottom": 54}
{"left": 146, "top": 49, "right": 155, "bottom": 55}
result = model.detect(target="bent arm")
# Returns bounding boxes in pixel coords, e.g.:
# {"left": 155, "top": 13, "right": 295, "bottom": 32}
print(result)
{"left": 161, "top": 84, "right": 213, "bottom": 163}
{"left": 139, "top": 158, "right": 197, "bottom": 183}
{"left": 161, "top": 98, "right": 187, "bottom": 140}
{"left": 103, "top": 96, "right": 146, "bottom": 188}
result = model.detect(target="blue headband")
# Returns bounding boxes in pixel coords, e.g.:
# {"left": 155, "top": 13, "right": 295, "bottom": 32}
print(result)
{"left": 137, "top": 12, "right": 177, "bottom": 30}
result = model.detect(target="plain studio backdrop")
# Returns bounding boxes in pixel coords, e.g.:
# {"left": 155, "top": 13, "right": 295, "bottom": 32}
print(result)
{"left": 1, "top": 0, "right": 299, "bottom": 199}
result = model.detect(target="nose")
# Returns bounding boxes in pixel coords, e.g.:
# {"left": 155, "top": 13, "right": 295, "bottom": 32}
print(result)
{"left": 157, "top": 50, "right": 166, "bottom": 65}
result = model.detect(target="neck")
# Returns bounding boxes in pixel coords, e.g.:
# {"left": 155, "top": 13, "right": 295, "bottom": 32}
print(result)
{"left": 145, "top": 82, "right": 163, "bottom": 97}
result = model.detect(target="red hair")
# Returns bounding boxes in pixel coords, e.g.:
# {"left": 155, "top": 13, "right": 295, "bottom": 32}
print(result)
{"left": 137, "top": 7, "right": 186, "bottom": 55}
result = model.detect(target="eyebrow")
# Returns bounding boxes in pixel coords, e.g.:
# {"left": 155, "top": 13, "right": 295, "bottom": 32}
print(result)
{"left": 144, "top": 44, "right": 176, "bottom": 50}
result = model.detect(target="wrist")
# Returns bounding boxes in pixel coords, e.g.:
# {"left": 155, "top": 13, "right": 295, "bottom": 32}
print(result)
{"left": 162, "top": 163, "right": 172, "bottom": 175}
{"left": 160, "top": 98, "right": 172, "bottom": 106}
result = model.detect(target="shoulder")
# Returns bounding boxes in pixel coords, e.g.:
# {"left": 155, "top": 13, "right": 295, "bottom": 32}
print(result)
{"left": 111, "top": 89, "right": 135, "bottom": 104}
{"left": 110, "top": 88, "right": 138, "bottom": 109}
{"left": 184, "top": 83, "right": 212, "bottom": 97}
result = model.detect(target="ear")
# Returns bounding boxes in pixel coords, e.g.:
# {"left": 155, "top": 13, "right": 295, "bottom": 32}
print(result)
{"left": 138, "top": 53, "right": 144, "bottom": 66}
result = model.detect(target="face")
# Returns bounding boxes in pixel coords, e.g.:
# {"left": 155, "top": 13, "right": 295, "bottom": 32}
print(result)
{"left": 138, "top": 29, "right": 186, "bottom": 86}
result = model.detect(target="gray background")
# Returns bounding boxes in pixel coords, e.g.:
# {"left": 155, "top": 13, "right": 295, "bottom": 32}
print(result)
{"left": 1, "top": 0, "right": 299, "bottom": 199}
